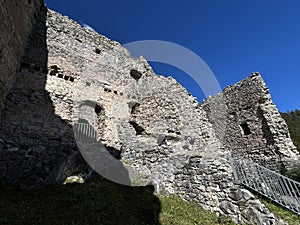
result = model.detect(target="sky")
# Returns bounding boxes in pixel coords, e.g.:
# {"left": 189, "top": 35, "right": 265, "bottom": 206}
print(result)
{"left": 44, "top": 0, "right": 300, "bottom": 112}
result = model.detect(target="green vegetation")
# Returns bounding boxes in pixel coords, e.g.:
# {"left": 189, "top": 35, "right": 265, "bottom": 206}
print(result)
{"left": 281, "top": 110, "right": 300, "bottom": 182}
{"left": 1, "top": 175, "right": 298, "bottom": 225}
{"left": 281, "top": 109, "right": 300, "bottom": 153}
{"left": 159, "top": 196, "right": 235, "bottom": 225}
{"left": 258, "top": 196, "right": 300, "bottom": 225}
{"left": 0, "top": 176, "right": 235, "bottom": 225}
{"left": 284, "top": 167, "right": 300, "bottom": 182}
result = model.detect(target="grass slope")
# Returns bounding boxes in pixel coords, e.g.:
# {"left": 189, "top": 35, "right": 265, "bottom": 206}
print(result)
{"left": 259, "top": 197, "right": 300, "bottom": 225}
{"left": 0, "top": 176, "right": 235, "bottom": 225}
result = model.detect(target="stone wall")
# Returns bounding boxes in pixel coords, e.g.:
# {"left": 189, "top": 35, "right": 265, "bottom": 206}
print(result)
{"left": 0, "top": 5, "right": 292, "bottom": 224}
{"left": 0, "top": 0, "right": 43, "bottom": 114}
{"left": 203, "top": 73, "right": 300, "bottom": 171}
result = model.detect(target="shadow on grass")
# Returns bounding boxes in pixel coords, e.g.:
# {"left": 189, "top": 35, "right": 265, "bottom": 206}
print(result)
{"left": 0, "top": 175, "right": 161, "bottom": 225}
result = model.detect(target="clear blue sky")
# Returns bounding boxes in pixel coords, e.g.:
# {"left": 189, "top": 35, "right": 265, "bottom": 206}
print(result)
{"left": 45, "top": 0, "right": 300, "bottom": 112}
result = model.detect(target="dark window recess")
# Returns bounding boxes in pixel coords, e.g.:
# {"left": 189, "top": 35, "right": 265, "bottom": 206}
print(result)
{"left": 64, "top": 76, "right": 69, "bottom": 80}
{"left": 113, "top": 90, "right": 118, "bottom": 94}
{"left": 120, "top": 92, "right": 123, "bottom": 96}
{"left": 69, "top": 77, "right": 75, "bottom": 82}
{"left": 229, "top": 111, "right": 236, "bottom": 116}
{"left": 129, "top": 121, "right": 145, "bottom": 135}
{"left": 51, "top": 65, "right": 60, "bottom": 70}
{"left": 49, "top": 70, "right": 56, "bottom": 75}
{"left": 75, "top": 38, "right": 82, "bottom": 43}
{"left": 240, "top": 122, "right": 251, "bottom": 135}
{"left": 95, "top": 104, "right": 102, "bottom": 115}
{"left": 95, "top": 48, "right": 101, "bottom": 54}
{"left": 57, "top": 74, "right": 63, "bottom": 78}
{"left": 86, "top": 82, "right": 91, "bottom": 86}
{"left": 130, "top": 69, "right": 142, "bottom": 80}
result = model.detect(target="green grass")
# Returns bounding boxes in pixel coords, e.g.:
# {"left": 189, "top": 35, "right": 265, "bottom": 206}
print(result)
{"left": 281, "top": 110, "right": 300, "bottom": 153}
{"left": 258, "top": 196, "right": 300, "bottom": 225}
{"left": 281, "top": 110, "right": 300, "bottom": 182}
{"left": 0, "top": 176, "right": 235, "bottom": 225}
{"left": 159, "top": 196, "right": 235, "bottom": 225}
{"left": 1, "top": 175, "right": 299, "bottom": 224}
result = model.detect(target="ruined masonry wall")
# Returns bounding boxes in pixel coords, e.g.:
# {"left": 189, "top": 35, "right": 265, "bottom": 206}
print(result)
{"left": 0, "top": 0, "right": 43, "bottom": 114}
{"left": 203, "top": 73, "right": 300, "bottom": 171}
{"left": 0, "top": 3, "right": 288, "bottom": 224}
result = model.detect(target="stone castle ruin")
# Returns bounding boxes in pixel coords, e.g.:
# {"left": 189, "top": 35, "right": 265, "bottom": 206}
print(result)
{"left": 0, "top": 1, "right": 299, "bottom": 224}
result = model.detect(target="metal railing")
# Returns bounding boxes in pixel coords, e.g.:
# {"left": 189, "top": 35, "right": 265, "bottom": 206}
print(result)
{"left": 229, "top": 155, "right": 300, "bottom": 215}
{"left": 73, "top": 122, "right": 98, "bottom": 142}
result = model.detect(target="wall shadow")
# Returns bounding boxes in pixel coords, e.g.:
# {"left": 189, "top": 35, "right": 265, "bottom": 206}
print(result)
{"left": 0, "top": 176, "right": 161, "bottom": 225}
{"left": 0, "top": 4, "right": 161, "bottom": 225}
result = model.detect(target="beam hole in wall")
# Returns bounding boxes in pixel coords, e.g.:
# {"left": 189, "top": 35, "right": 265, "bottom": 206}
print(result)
{"left": 130, "top": 69, "right": 142, "bottom": 80}
{"left": 64, "top": 75, "right": 69, "bottom": 81}
{"left": 75, "top": 38, "right": 82, "bottom": 43}
{"left": 49, "top": 70, "right": 56, "bottom": 75}
{"left": 86, "top": 82, "right": 91, "bottom": 86}
{"left": 229, "top": 111, "right": 236, "bottom": 117}
{"left": 51, "top": 65, "right": 60, "bottom": 70}
{"left": 95, "top": 104, "right": 102, "bottom": 115}
{"left": 57, "top": 74, "right": 63, "bottom": 78}
{"left": 240, "top": 122, "right": 251, "bottom": 135}
{"left": 113, "top": 90, "right": 117, "bottom": 95}
{"left": 69, "top": 77, "right": 74, "bottom": 82}
{"left": 95, "top": 48, "right": 101, "bottom": 54}
{"left": 244, "top": 106, "right": 251, "bottom": 110}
